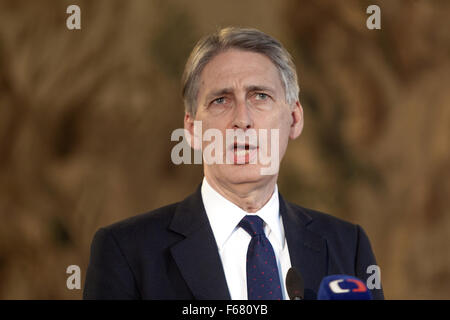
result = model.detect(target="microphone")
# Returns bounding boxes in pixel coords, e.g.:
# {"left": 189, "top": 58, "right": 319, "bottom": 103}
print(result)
{"left": 286, "top": 267, "right": 304, "bottom": 300}
{"left": 317, "top": 275, "right": 372, "bottom": 300}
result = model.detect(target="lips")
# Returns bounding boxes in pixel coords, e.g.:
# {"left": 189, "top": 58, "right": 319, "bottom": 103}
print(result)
{"left": 227, "top": 143, "right": 258, "bottom": 164}
{"left": 233, "top": 142, "right": 257, "bottom": 150}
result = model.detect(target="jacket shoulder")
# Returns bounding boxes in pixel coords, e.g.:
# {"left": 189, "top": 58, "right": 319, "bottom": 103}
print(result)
{"left": 100, "top": 201, "right": 182, "bottom": 246}
{"left": 288, "top": 202, "right": 358, "bottom": 235}
{"left": 286, "top": 202, "right": 363, "bottom": 260}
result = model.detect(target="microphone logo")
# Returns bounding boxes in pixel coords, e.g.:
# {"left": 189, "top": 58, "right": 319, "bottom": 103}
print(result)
{"left": 329, "top": 278, "right": 367, "bottom": 294}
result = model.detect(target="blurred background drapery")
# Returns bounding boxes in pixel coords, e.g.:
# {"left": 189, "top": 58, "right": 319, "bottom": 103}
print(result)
{"left": 0, "top": 0, "right": 449, "bottom": 299}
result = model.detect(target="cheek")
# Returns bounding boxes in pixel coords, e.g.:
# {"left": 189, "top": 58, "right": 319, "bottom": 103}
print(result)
{"left": 193, "top": 118, "right": 226, "bottom": 151}
{"left": 271, "top": 111, "right": 292, "bottom": 155}
{"left": 265, "top": 110, "right": 291, "bottom": 134}
{"left": 196, "top": 111, "right": 230, "bottom": 130}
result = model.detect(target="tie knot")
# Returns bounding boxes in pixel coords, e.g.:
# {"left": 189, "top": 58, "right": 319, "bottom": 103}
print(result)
{"left": 239, "top": 215, "right": 265, "bottom": 237}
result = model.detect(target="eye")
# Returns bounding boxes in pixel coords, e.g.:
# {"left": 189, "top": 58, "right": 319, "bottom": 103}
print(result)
{"left": 212, "top": 97, "right": 226, "bottom": 105}
{"left": 255, "top": 93, "right": 269, "bottom": 100}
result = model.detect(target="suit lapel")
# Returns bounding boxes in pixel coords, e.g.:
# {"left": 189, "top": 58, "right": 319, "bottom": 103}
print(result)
{"left": 168, "top": 187, "right": 231, "bottom": 300}
{"left": 279, "top": 194, "right": 327, "bottom": 299}
{"left": 167, "top": 187, "right": 327, "bottom": 300}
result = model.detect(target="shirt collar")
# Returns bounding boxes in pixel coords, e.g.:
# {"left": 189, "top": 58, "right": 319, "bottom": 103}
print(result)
{"left": 201, "top": 177, "right": 284, "bottom": 251}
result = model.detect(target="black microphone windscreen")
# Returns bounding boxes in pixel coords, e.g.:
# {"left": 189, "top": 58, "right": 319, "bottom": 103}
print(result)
{"left": 286, "top": 267, "right": 304, "bottom": 300}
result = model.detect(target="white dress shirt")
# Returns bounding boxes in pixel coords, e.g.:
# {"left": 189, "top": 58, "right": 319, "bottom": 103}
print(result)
{"left": 201, "top": 177, "right": 292, "bottom": 300}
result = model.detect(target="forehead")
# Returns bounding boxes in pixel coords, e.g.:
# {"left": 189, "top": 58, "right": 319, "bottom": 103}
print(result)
{"left": 198, "top": 49, "right": 283, "bottom": 94}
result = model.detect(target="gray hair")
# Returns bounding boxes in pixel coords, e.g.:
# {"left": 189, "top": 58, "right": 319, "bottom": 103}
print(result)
{"left": 181, "top": 27, "right": 300, "bottom": 115}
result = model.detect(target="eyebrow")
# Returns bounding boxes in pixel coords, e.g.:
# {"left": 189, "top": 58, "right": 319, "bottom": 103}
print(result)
{"left": 204, "top": 88, "right": 234, "bottom": 103}
{"left": 203, "top": 85, "right": 276, "bottom": 104}
{"left": 245, "top": 85, "right": 276, "bottom": 94}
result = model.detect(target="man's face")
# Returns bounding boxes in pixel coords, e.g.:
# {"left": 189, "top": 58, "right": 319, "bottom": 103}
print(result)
{"left": 185, "top": 49, "right": 303, "bottom": 189}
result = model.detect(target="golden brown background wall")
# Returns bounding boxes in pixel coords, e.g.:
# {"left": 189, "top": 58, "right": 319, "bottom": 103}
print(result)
{"left": 0, "top": 0, "right": 449, "bottom": 299}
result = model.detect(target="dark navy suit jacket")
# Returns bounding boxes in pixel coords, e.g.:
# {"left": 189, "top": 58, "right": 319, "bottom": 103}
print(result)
{"left": 83, "top": 186, "right": 384, "bottom": 300}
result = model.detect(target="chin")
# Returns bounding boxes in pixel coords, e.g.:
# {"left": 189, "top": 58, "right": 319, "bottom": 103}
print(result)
{"left": 220, "top": 164, "right": 276, "bottom": 185}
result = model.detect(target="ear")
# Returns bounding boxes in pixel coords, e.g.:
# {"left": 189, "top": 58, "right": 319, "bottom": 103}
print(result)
{"left": 184, "top": 112, "right": 202, "bottom": 150}
{"left": 289, "top": 101, "right": 304, "bottom": 140}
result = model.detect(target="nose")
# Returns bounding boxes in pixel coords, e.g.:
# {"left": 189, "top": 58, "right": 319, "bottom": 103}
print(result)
{"left": 231, "top": 98, "right": 253, "bottom": 130}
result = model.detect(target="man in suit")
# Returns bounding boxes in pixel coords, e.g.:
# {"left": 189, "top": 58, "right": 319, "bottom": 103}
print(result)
{"left": 84, "top": 27, "right": 384, "bottom": 300}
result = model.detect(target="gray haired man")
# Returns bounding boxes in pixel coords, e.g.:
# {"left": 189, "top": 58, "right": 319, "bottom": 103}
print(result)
{"left": 84, "top": 27, "right": 384, "bottom": 300}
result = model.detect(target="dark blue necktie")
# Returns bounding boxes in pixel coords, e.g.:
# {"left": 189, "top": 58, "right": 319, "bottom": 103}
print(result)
{"left": 239, "top": 215, "right": 283, "bottom": 300}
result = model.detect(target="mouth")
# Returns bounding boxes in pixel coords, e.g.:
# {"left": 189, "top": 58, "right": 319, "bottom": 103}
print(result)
{"left": 228, "top": 143, "right": 258, "bottom": 164}
{"left": 233, "top": 142, "right": 256, "bottom": 154}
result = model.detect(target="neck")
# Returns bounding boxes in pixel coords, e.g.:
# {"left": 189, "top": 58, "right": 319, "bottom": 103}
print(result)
{"left": 204, "top": 175, "right": 277, "bottom": 213}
